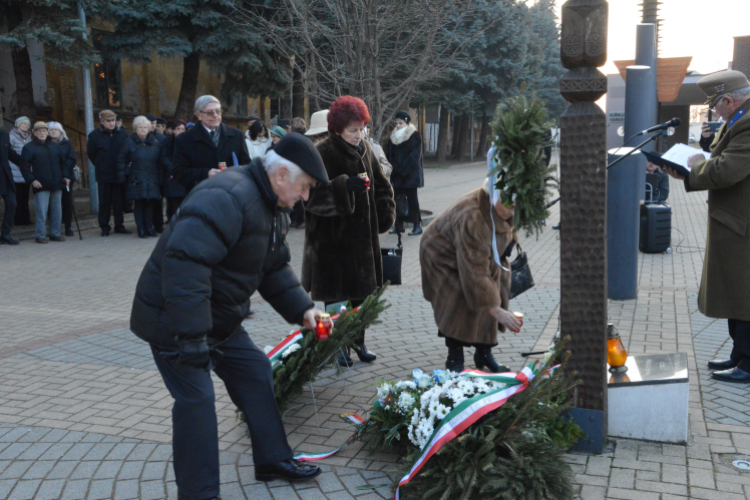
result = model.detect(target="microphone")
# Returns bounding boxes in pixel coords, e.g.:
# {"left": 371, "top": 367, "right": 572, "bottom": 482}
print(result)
{"left": 636, "top": 118, "right": 681, "bottom": 136}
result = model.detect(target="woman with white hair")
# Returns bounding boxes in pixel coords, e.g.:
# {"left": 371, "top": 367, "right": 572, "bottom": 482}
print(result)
{"left": 47, "top": 122, "right": 77, "bottom": 237}
{"left": 10, "top": 116, "right": 32, "bottom": 226}
{"left": 117, "top": 115, "right": 168, "bottom": 238}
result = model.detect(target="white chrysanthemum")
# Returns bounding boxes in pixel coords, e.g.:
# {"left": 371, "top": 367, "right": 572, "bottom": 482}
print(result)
{"left": 377, "top": 383, "right": 393, "bottom": 400}
{"left": 435, "top": 404, "right": 450, "bottom": 419}
{"left": 395, "top": 380, "right": 417, "bottom": 390}
{"left": 397, "top": 392, "right": 416, "bottom": 411}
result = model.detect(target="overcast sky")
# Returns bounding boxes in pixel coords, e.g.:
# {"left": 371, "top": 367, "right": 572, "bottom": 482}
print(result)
{"left": 552, "top": 0, "right": 748, "bottom": 75}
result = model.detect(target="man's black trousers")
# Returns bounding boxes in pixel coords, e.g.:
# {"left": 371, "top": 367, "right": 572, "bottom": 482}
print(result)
{"left": 151, "top": 328, "right": 293, "bottom": 500}
{"left": 98, "top": 182, "right": 124, "bottom": 230}
{"left": 728, "top": 319, "right": 750, "bottom": 372}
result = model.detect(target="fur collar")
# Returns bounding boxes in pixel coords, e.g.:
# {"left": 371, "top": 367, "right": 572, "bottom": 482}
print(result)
{"left": 390, "top": 123, "right": 417, "bottom": 145}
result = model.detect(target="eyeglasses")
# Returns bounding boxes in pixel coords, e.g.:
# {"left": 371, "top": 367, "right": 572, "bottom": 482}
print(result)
{"left": 200, "top": 109, "right": 222, "bottom": 117}
{"left": 710, "top": 97, "right": 724, "bottom": 112}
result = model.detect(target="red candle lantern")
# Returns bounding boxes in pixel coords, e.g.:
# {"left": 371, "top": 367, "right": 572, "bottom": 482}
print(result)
{"left": 314, "top": 313, "right": 333, "bottom": 341}
{"left": 358, "top": 172, "right": 370, "bottom": 190}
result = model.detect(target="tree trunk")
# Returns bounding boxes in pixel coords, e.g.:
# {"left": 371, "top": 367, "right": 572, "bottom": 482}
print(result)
{"left": 292, "top": 62, "right": 305, "bottom": 119}
{"left": 7, "top": 3, "right": 35, "bottom": 120}
{"left": 476, "top": 111, "right": 492, "bottom": 157}
{"left": 436, "top": 105, "right": 450, "bottom": 163}
{"left": 281, "top": 60, "right": 292, "bottom": 119}
{"left": 450, "top": 113, "right": 463, "bottom": 157}
{"left": 454, "top": 112, "right": 471, "bottom": 161}
{"left": 174, "top": 52, "right": 201, "bottom": 122}
{"left": 259, "top": 96, "right": 266, "bottom": 123}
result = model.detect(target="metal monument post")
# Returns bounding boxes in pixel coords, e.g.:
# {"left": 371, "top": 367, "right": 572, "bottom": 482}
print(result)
{"left": 559, "top": 0, "right": 609, "bottom": 454}
{"left": 78, "top": 2, "right": 98, "bottom": 214}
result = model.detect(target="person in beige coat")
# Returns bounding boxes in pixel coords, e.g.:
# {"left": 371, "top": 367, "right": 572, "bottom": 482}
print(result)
{"left": 663, "top": 70, "right": 750, "bottom": 383}
{"left": 419, "top": 178, "right": 521, "bottom": 373}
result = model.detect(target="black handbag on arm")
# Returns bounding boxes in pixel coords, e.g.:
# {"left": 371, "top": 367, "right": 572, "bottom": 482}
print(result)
{"left": 509, "top": 242, "right": 534, "bottom": 299}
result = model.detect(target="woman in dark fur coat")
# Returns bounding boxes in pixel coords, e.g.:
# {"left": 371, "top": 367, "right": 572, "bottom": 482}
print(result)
{"left": 302, "top": 96, "right": 396, "bottom": 366}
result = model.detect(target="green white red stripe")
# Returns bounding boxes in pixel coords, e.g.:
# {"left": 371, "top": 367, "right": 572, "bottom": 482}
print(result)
{"left": 267, "top": 330, "right": 304, "bottom": 364}
{"left": 394, "top": 366, "right": 537, "bottom": 500}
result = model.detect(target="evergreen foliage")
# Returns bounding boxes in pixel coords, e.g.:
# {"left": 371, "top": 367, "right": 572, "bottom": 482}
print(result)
{"left": 100, "top": 0, "right": 290, "bottom": 118}
{"left": 490, "top": 92, "right": 557, "bottom": 236}
{"left": 398, "top": 349, "right": 582, "bottom": 500}
{"left": 0, "top": 0, "right": 100, "bottom": 66}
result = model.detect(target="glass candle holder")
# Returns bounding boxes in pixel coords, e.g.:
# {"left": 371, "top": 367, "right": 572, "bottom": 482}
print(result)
{"left": 314, "top": 313, "right": 332, "bottom": 341}
{"left": 606, "top": 323, "right": 628, "bottom": 373}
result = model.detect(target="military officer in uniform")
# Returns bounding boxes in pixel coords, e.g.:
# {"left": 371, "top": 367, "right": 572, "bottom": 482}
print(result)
{"left": 663, "top": 70, "right": 750, "bottom": 383}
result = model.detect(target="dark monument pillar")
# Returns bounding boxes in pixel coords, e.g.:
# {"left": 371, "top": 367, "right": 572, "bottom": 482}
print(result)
{"left": 559, "top": 0, "right": 609, "bottom": 454}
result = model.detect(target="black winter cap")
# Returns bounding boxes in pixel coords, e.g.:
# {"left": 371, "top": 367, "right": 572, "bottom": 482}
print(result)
{"left": 278, "top": 119, "right": 291, "bottom": 128}
{"left": 395, "top": 110, "right": 411, "bottom": 123}
{"left": 245, "top": 115, "right": 260, "bottom": 121}
{"left": 144, "top": 113, "right": 157, "bottom": 122}
{"left": 273, "top": 133, "right": 329, "bottom": 183}
{"left": 155, "top": 117, "right": 166, "bottom": 125}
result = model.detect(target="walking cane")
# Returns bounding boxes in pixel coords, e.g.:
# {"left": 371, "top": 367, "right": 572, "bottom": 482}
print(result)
{"left": 66, "top": 185, "right": 82, "bottom": 240}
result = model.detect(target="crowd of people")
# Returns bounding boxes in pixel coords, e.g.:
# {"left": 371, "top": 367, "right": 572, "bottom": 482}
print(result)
{"left": 0, "top": 97, "right": 425, "bottom": 245}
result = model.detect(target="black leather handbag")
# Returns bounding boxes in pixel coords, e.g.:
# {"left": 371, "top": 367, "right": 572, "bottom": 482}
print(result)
{"left": 381, "top": 232, "right": 403, "bottom": 285}
{"left": 510, "top": 243, "right": 534, "bottom": 299}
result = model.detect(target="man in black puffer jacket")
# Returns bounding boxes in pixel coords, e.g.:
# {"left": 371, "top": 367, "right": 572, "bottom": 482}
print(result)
{"left": 130, "top": 133, "right": 329, "bottom": 500}
{"left": 86, "top": 109, "right": 129, "bottom": 236}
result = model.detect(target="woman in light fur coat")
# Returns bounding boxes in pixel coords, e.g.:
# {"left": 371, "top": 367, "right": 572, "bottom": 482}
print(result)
{"left": 385, "top": 110, "right": 424, "bottom": 235}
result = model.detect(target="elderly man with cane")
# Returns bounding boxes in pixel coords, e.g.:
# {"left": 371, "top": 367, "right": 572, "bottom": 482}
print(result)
{"left": 663, "top": 70, "right": 750, "bottom": 383}
{"left": 130, "top": 132, "right": 330, "bottom": 500}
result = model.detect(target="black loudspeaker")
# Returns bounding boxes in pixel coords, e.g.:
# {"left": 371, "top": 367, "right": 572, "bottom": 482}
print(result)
{"left": 639, "top": 203, "right": 671, "bottom": 253}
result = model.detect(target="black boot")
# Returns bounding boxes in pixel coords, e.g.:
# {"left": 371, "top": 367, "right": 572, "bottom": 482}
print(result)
{"left": 409, "top": 222, "right": 423, "bottom": 236}
{"left": 338, "top": 348, "right": 354, "bottom": 367}
{"left": 446, "top": 347, "right": 464, "bottom": 372}
{"left": 256, "top": 459, "right": 322, "bottom": 482}
{"left": 353, "top": 341, "right": 377, "bottom": 362}
{"left": 474, "top": 347, "right": 509, "bottom": 373}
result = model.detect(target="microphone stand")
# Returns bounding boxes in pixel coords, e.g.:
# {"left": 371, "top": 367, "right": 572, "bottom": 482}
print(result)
{"left": 607, "top": 129, "right": 666, "bottom": 170}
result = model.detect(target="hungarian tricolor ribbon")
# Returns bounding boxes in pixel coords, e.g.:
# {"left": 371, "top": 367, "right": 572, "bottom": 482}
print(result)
{"left": 393, "top": 366, "right": 537, "bottom": 500}
{"left": 293, "top": 413, "right": 370, "bottom": 462}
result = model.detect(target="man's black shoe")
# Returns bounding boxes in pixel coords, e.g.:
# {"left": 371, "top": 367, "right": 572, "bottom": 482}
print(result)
{"left": 101, "top": 228, "right": 110, "bottom": 237}
{"left": 712, "top": 366, "right": 750, "bottom": 383}
{"left": 255, "top": 459, "right": 322, "bottom": 482}
{"left": 552, "top": 224, "right": 561, "bottom": 230}
{"left": 0, "top": 235, "right": 19, "bottom": 245}
{"left": 708, "top": 359, "right": 738, "bottom": 370}
{"left": 114, "top": 226, "right": 132, "bottom": 235}
{"left": 65, "top": 227, "right": 75, "bottom": 237}
{"left": 178, "top": 495, "right": 221, "bottom": 500}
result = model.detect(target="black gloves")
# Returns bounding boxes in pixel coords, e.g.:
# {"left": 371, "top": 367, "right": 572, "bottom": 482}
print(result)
{"left": 345, "top": 176, "right": 368, "bottom": 194}
{"left": 177, "top": 338, "right": 210, "bottom": 369}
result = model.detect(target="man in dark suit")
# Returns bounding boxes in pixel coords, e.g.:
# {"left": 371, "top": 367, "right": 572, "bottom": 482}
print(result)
{"left": 0, "top": 108, "right": 23, "bottom": 245}
{"left": 173, "top": 95, "right": 251, "bottom": 192}
{"left": 87, "top": 109, "right": 130, "bottom": 236}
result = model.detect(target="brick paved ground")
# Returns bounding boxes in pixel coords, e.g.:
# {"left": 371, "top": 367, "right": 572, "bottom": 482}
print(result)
{"left": 1, "top": 156, "right": 750, "bottom": 499}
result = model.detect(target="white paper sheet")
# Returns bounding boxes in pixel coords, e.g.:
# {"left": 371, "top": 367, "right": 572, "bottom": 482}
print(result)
{"left": 661, "top": 143, "right": 711, "bottom": 171}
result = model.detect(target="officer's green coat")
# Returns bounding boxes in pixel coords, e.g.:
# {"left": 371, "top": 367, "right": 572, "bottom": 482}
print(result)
{"left": 687, "top": 98, "right": 750, "bottom": 321}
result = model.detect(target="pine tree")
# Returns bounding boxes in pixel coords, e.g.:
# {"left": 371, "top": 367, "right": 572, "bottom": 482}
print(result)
{"left": 101, "top": 0, "right": 290, "bottom": 121}
{"left": 525, "top": 0, "right": 567, "bottom": 121}
{"left": 0, "top": 0, "right": 101, "bottom": 119}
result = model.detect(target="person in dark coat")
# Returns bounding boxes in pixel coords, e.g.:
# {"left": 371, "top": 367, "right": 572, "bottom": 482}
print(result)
{"left": 0, "top": 109, "right": 23, "bottom": 246}
{"left": 162, "top": 120, "right": 188, "bottom": 221}
{"left": 130, "top": 133, "right": 329, "bottom": 500}
{"left": 48, "top": 122, "right": 78, "bottom": 237}
{"left": 87, "top": 109, "right": 130, "bottom": 236}
{"left": 302, "top": 95, "right": 396, "bottom": 366}
{"left": 9, "top": 117, "right": 32, "bottom": 227}
{"left": 21, "top": 122, "right": 73, "bottom": 244}
{"left": 386, "top": 110, "right": 424, "bottom": 235}
{"left": 117, "top": 116, "right": 168, "bottom": 238}
{"left": 172, "top": 95, "right": 251, "bottom": 193}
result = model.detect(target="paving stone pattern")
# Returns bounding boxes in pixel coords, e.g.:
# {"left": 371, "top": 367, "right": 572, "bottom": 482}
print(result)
{"left": 2, "top": 157, "right": 750, "bottom": 499}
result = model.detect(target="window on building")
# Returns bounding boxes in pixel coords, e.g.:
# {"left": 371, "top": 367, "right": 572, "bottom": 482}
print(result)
{"left": 92, "top": 31, "right": 122, "bottom": 108}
